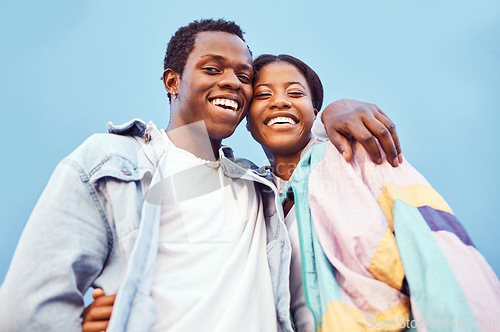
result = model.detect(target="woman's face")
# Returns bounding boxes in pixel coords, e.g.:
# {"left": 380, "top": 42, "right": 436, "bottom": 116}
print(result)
{"left": 248, "top": 62, "right": 317, "bottom": 157}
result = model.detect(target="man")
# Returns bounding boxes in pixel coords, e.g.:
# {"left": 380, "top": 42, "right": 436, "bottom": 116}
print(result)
{"left": 0, "top": 19, "right": 401, "bottom": 331}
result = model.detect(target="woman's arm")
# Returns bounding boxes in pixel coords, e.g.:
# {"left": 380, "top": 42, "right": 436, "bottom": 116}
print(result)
{"left": 82, "top": 288, "right": 115, "bottom": 332}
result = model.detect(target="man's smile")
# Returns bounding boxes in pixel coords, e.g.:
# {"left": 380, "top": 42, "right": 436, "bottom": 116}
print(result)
{"left": 209, "top": 97, "right": 239, "bottom": 112}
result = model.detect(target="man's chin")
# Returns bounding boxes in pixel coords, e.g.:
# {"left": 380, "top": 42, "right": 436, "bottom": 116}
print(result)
{"left": 207, "top": 125, "right": 238, "bottom": 142}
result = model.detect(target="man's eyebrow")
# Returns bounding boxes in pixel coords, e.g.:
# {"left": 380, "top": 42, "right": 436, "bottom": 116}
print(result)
{"left": 200, "top": 54, "right": 226, "bottom": 62}
{"left": 200, "top": 54, "right": 253, "bottom": 71}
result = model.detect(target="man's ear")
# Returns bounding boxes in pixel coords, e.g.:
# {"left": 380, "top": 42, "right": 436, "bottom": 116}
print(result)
{"left": 162, "top": 68, "right": 179, "bottom": 95}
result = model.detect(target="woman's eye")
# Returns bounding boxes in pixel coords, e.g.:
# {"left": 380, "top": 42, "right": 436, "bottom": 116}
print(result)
{"left": 254, "top": 92, "right": 272, "bottom": 98}
{"left": 288, "top": 91, "right": 304, "bottom": 97}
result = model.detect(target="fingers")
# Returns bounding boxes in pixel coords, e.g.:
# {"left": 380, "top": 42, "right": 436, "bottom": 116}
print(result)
{"left": 92, "top": 288, "right": 105, "bottom": 299}
{"left": 82, "top": 319, "right": 109, "bottom": 332}
{"left": 348, "top": 124, "right": 384, "bottom": 165}
{"left": 326, "top": 115, "right": 383, "bottom": 164}
{"left": 374, "top": 107, "right": 403, "bottom": 163}
{"left": 82, "top": 299, "right": 114, "bottom": 332}
{"left": 82, "top": 288, "right": 115, "bottom": 331}
{"left": 362, "top": 116, "right": 399, "bottom": 167}
{"left": 321, "top": 99, "right": 402, "bottom": 166}
{"left": 93, "top": 294, "right": 116, "bottom": 307}
{"left": 326, "top": 130, "right": 353, "bottom": 162}
{"left": 84, "top": 305, "right": 113, "bottom": 321}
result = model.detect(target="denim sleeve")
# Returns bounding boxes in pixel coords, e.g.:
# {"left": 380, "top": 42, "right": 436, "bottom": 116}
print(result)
{"left": 0, "top": 159, "right": 111, "bottom": 332}
{"left": 311, "top": 109, "right": 328, "bottom": 139}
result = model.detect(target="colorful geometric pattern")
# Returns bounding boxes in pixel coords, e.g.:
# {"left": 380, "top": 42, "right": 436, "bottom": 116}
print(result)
{"left": 284, "top": 141, "right": 500, "bottom": 331}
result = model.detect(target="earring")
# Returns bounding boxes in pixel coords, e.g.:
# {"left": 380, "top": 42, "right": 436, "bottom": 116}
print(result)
{"left": 172, "top": 93, "right": 178, "bottom": 100}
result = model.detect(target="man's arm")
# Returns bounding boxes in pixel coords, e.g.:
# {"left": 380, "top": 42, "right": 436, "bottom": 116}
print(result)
{"left": 0, "top": 160, "right": 110, "bottom": 331}
{"left": 313, "top": 99, "right": 402, "bottom": 167}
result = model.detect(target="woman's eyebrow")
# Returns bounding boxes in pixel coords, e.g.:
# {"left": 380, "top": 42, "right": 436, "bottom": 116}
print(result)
{"left": 286, "top": 81, "right": 306, "bottom": 87}
{"left": 254, "top": 82, "right": 305, "bottom": 88}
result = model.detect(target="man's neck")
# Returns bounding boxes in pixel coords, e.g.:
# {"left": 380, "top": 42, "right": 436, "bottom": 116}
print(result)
{"left": 166, "top": 121, "right": 221, "bottom": 161}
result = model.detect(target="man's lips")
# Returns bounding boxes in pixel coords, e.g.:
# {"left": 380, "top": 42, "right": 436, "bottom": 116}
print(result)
{"left": 209, "top": 97, "right": 239, "bottom": 112}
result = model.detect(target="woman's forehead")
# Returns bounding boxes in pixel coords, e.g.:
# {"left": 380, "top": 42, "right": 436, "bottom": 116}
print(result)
{"left": 256, "top": 62, "right": 305, "bottom": 80}
{"left": 254, "top": 62, "right": 309, "bottom": 90}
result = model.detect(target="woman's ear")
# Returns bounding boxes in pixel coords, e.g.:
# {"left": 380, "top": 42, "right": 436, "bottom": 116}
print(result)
{"left": 314, "top": 108, "right": 319, "bottom": 117}
{"left": 162, "top": 68, "right": 179, "bottom": 96}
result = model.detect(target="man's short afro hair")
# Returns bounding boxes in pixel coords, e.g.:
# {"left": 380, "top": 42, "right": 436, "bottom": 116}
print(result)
{"left": 164, "top": 18, "right": 249, "bottom": 76}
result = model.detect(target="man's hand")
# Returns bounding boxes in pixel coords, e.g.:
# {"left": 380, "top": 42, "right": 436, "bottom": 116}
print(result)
{"left": 322, "top": 99, "right": 403, "bottom": 167}
{"left": 82, "top": 288, "right": 115, "bottom": 332}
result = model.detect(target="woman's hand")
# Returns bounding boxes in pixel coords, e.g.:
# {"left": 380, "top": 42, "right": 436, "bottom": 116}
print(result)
{"left": 321, "top": 99, "right": 402, "bottom": 167}
{"left": 82, "top": 288, "right": 115, "bottom": 332}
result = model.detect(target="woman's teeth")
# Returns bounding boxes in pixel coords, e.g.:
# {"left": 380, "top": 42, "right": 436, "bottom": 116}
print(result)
{"left": 211, "top": 98, "right": 238, "bottom": 111}
{"left": 267, "top": 117, "right": 297, "bottom": 125}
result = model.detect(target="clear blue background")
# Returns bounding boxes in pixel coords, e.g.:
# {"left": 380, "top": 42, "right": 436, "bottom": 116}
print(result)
{"left": 1, "top": 0, "right": 499, "bottom": 289}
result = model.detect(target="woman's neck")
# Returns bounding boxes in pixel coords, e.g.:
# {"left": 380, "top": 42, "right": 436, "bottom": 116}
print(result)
{"left": 270, "top": 152, "right": 301, "bottom": 181}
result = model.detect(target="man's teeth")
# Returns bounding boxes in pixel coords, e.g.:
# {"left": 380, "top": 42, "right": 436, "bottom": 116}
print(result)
{"left": 211, "top": 98, "right": 239, "bottom": 111}
{"left": 267, "top": 117, "right": 297, "bottom": 125}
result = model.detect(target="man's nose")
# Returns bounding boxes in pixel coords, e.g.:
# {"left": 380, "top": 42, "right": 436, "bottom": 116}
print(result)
{"left": 218, "top": 71, "right": 241, "bottom": 90}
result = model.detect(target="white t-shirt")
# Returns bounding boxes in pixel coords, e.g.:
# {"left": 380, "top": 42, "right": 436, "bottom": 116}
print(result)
{"left": 150, "top": 136, "right": 278, "bottom": 332}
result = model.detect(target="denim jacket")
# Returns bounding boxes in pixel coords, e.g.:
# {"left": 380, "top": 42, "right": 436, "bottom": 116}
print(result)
{"left": 0, "top": 119, "right": 293, "bottom": 332}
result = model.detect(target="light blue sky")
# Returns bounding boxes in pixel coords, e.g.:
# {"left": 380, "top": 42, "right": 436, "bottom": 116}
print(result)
{"left": 1, "top": 0, "right": 499, "bottom": 287}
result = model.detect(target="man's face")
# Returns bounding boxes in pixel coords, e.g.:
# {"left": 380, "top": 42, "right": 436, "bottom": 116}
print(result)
{"left": 170, "top": 31, "right": 254, "bottom": 141}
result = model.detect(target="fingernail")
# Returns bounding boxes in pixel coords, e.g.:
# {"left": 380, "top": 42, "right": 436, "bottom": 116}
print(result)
{"left": 377, "top": 158, "right": 382, "bottom": 164}
{"left": 342, "top": 151, "right": 348, "bottom": 159}
{"left": 398, "top": 153, "right": 403, "bottom": 163}
{"left": 392, "top": 157, "right": 399, "bottom": 167}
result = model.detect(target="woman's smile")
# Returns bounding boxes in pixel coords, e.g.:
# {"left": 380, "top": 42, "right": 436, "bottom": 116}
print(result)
{"left": 248, "top": 61, "right": 316, "bottom": 158}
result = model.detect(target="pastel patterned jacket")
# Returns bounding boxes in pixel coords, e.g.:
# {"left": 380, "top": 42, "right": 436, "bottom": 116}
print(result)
{"left": 282, "top": 140, "right": 500, "bottom": 332}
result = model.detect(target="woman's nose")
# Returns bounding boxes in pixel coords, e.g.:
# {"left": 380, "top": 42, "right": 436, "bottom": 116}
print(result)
{"left": 270, "top": 93, "right": 292, "bottom": 108}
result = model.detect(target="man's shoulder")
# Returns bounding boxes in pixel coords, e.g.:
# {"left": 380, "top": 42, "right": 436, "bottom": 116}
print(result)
{"left": 75, "top": 132, "right": 142, "bottom": 158}
{"left": 63, "top": 119, "right": 153, "bottom": 181}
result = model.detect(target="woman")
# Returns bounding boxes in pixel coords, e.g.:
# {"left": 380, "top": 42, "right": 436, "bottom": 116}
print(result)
{"left": 247, "top": 54, "right": 500, "bottom": 331}
{"left": 83, "top": 55, "right": 500, "bottom": 331}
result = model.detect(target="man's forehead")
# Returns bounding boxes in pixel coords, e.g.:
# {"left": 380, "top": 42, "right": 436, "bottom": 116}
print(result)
{"left": 191, "top": 31, "right": 252, "bottom": 64}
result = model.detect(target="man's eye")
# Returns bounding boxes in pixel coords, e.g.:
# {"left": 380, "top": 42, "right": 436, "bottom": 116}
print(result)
{"left": 238, "top": 75, "right": 251, "bottom": 84}
{"left": 203, "top": 67, "right": 220, "bottom": 73}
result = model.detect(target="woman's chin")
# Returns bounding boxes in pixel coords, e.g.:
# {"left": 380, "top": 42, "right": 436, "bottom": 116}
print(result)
{"left": 263, "top": 140, "right": 308, "bottom": 158}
